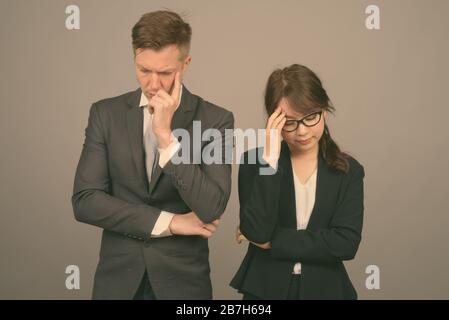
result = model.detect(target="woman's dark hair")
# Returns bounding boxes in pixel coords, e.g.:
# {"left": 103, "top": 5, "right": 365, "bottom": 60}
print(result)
{"left": 264, "top": 64, "right": 350, "bottom": 173}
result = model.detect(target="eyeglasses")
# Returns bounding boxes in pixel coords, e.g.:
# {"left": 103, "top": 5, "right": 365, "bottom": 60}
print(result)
{"left": 282, "top": 111, "right": 323, "bottom": 132}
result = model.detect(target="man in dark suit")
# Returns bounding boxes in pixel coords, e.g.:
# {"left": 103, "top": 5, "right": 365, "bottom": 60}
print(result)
{"left": 72, "top": 10, "right": 234, "bottom": 300}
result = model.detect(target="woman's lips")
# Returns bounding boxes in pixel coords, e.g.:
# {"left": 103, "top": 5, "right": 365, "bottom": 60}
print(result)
{"left": 298, "top": 138, "right": 312, "bottom": 145}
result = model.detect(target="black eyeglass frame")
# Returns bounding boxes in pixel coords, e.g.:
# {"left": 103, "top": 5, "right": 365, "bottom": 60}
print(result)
{"left": 282, "top": 110, "right": 323, "bottom": 132}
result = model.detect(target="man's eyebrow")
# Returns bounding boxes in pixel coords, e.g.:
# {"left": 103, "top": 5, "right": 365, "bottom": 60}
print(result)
{"left": 137, "top": 65, "right": 175, "bottom": 73}
{"left": 158, "top": 69, "right": 176, "bottom": 73}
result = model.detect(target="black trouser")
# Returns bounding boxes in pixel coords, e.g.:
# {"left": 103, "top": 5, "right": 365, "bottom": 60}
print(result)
{"left": 242, "top": 274, "right": 302, "bottom": 300}
{"left": 133, "top": 272, "right": 157, "bottom": 300}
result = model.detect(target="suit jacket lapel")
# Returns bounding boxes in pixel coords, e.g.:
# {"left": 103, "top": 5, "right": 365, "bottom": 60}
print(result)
{"left": 307, "top": 152, "right": 341, "bottom": 231}
{"left": 278, "top": 142, "right": 297, "bottom": 228}
{"left": 306, "top": 153, "right": 329, "bottom": 230}
{"left": 171, "top": 86, "right": 197, "bottom": 130}
{"left": 147, "top": 86, "right": 198, "bottom": 196}
{"left": 126, "top": 88, "right": 148, "bottom": 191}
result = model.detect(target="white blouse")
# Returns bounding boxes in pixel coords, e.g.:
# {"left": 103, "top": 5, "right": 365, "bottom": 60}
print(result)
{"left": 292, "top": 165, "right": 318, "bottom": 274}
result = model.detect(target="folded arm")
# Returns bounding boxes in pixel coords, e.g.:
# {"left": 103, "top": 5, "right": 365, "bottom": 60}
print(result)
{"left": 270, "top": 166, "right": 365, "bottom": 263}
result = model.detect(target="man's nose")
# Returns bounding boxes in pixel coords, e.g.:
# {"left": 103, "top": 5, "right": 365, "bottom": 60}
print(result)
{"left": 148, "top": 73, "right": 161, "bottom": 91}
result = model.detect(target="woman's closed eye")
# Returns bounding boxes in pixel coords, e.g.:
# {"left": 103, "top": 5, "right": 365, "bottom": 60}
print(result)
{"left": 305, "top": 114, "right": 318, "bottom": 121}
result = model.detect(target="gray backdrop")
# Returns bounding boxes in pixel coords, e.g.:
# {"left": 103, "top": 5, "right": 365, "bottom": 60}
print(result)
{"left": 1, "top": 0, "right": 448, "bottom": 299}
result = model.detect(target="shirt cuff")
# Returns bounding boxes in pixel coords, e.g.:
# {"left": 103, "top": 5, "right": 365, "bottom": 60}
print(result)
{"left": 150, "top": 211, "right": 175, "bottom": 238}
{"left": 158, "top": 134, "right": 181, "bottom": 168}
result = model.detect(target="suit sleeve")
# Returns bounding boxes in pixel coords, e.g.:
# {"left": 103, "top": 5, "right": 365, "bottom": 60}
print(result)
{"left": 71, "top": 103, "right": 161, "bottom": 242}
{"left": 270, "top": 165, "right": 365, "bottom": 263}
{"left": 161, "top": 111, "right": 234, "bottom": 223}
{"left": 238, "top": 153, "right": 283, "bottom": 244}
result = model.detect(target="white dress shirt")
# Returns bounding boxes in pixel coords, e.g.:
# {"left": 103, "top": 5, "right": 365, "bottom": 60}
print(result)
{"left": 292, "top": 164, "right": 317, "bottom": 274}
{"left": 139, "top": 86, "right": 182, "bottom": 238}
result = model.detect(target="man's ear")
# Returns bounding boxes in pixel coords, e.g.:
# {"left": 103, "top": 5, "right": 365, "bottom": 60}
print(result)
{"left": 183, "top": 55, "right": 192, "bottom": 71}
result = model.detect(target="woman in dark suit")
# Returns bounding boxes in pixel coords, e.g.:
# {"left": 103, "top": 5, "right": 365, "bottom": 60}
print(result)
{"left": 230, "top": 64, "right": 365, "bottom": 300}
